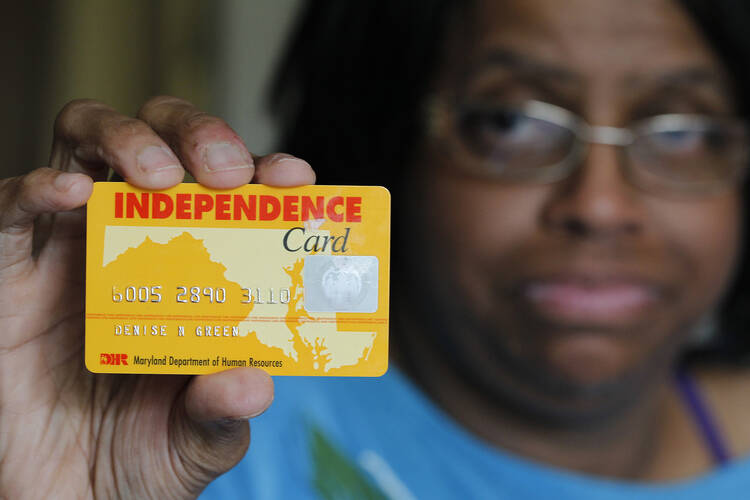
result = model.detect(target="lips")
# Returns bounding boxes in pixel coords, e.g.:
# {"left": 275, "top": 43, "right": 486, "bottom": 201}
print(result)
{"left": 520, "top": 277, "right": 662, "bottom": 325}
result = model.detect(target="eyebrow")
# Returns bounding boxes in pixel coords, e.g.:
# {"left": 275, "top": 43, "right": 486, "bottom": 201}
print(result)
{"left": 471, "top": 48, "right": 730, "bottom": 92}
{"left": 626, "top": 67, "right": 732, "bottom": 93}
{"left": 467, "top": 48, "right": 581, "bottom": 84}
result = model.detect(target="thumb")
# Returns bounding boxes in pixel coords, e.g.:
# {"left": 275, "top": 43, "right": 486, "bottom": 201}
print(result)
{"left": 170, "top": 368, "right": 274, "bottom": 493}
{"left": 0, "top": 168, "right": 92, "bottom": 269}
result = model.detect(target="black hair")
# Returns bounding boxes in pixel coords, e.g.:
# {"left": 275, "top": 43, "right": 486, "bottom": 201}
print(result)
{"left": 678, "top": 0, "right": 750, "bottom": 363}
{"left": 270, "top": 0, "right": 750, "bottom": 363}
{"left": 270, "top": 1, "right": 464, "bottom": 189}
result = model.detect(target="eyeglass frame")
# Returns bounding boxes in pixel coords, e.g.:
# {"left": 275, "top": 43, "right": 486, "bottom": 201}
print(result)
{"left": 428, "top": 98, "right": 750, "bottom": 197}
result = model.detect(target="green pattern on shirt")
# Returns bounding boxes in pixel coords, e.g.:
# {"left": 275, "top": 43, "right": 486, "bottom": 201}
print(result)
{"left": 309, "top": 423, "right": 388, "bottom": 500}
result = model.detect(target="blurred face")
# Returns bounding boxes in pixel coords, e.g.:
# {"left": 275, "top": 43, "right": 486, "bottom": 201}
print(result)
{"left": 407, "top": 0, "right": 743, "bottom": 418}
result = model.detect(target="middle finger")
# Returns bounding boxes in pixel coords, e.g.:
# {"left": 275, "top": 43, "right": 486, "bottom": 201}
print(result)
{"left": 137, "top": 96, "right": 255, "bottom": 189}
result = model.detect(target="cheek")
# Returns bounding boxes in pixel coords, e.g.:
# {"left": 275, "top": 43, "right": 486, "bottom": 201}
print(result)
{"left": 649, "top": 196, "right": 741, "bottom": 308}
{"left": 420, "top": 178, "right": 545, "bottom": 291}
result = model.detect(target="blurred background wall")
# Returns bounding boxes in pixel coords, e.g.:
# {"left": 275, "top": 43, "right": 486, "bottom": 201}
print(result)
{"left": 1, "top": 0, "right": 301, "bottom": 178}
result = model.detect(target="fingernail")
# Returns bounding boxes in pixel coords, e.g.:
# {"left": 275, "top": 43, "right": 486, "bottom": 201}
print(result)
{"left": 235, "top": 392, "right": 274, "bottom": 420}
{"left": 53, "top": 172, "right": 76, "bottom": 192}
{"left": 137, "top": 145, "right": 181, "bottom": 173}
{"left": 267, "top": 153, "right": 311, "bottom": 168}
{"left": 227, "top": 407, "right": 270, "bottom": 421}
{"left": 265, "top": 153, "right": 296, "bottom": 164}
{"left": 204, "top": 142, "right": 252, "bottom": 172}
{"left": 233, "top": 411, "right": 265, "bottom": 420}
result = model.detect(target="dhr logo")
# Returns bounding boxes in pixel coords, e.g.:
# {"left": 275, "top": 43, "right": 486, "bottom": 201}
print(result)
{"left": 100, "top": 353, "right": 128, "bottom": 365}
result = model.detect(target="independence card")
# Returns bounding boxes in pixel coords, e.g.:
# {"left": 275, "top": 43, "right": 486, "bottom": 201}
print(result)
{"left": 85, "top": 182, "right": 390, "bottom": 376}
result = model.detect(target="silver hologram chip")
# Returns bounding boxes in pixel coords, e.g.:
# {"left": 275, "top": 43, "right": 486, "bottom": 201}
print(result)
{"left": 303, "top": 255, "right": 379, "bottom": 313}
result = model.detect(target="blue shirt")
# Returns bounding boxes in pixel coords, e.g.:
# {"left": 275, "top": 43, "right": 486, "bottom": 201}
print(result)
{"left": 200, "top": 368, "right": 750, "bottom": 499}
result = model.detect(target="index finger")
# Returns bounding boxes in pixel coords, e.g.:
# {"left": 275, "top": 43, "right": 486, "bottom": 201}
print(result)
{"left": 51, "top": 99, "right": 186, "bottom": 189}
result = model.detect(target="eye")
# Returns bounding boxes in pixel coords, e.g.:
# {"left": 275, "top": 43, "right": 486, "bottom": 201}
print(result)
{"left": 649, "top": 129, "right": 706, "bottom": 153}
{"left": 461, "top": 107, "right": 541, "bottom": 147}
{"left": 647, "top": 126, "right": 736, "bottom": 159}
{"left": 458, "top": 105, "right": 573, "bottom": 158}
{"left": 478, "top": 108, "right": 524, "bottom": 132}
{"left": 453, "top": 102, "right": 578, "bottom": 176}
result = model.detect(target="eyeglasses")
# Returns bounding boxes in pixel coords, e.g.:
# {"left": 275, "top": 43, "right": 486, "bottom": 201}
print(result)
{"left": 430, "top": 99, "right": 750, "bottom": 197}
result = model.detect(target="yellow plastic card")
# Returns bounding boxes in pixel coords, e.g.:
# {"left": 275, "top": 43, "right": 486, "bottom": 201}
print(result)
{"left": 85, "top": 182, "right": 390, "bottom": 376}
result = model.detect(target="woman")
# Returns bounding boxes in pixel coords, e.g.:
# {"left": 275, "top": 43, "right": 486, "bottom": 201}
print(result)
{"left": 0, "top": 0, "right": 748, "bottom": 498}
{"left": 211, "top": 0, "right": 750, "bottom": 495}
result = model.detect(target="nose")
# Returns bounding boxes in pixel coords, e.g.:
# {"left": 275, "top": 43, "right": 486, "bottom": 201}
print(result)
{"left": 541, "top": 143, "right": 644, "bottom": 240}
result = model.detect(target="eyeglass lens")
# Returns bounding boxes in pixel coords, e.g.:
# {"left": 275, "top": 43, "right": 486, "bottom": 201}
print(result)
{"left": 455, "top": 103, "right": 748, "bottom": 192}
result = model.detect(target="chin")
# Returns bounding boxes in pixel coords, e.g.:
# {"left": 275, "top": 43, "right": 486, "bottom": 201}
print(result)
{"left": 455, "top": 319, "right": 681, "bottom": 425}
{"left": 540, "top": 332, "right": 643, "bottom": 387}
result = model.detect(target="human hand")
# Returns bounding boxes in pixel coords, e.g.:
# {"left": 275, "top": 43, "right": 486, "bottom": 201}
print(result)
{"left": 0, "top": 96, "right": 315, "bottom": 498}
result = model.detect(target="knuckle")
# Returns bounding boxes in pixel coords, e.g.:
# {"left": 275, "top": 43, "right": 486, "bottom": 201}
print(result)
{"left": 162, "top": 112, "right": 238, "bottom": 157}
{"left": 17, "top": 172, "right": 38, "bottom": 195}
{"left": 181, "top": 117, "right": 245, "bottom": 160}
{"left": 0, "top": 175, "right": 23, "bottom": 202}
{"left": 54, "top": 99, "right": 108, "bottom": 139}
{"left": 0, "top": 171, "right": 42, "bottom": 215}
{"left": 181, "top": 112, "right": 229, "bottom": 137}
{"left": 99, "top": 117, "right": 153, "bottom": 149}
{"left": 137, "top": 95, "right": 193, "bottom": 120}
{"left": 15, "top": 169, "right": 54, "bottom": 198}
{"left": 136, "top": 96, "right": 239, "bottom": 152}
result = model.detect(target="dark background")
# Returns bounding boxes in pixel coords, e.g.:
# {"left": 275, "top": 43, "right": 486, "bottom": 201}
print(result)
{"left": 1, "top": 0, "right": 300, "bottom": 179}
